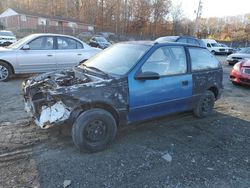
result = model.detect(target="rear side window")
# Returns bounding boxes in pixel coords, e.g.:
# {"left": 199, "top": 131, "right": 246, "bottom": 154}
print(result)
{"left": 57, "top": 37, "right": 83, "bottom": 49}
{"left": 189, "top": 48, "right": 220, "bottom": 71}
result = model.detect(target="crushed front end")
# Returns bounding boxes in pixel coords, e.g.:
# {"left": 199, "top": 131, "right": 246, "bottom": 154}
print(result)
{"left": 23, "top": 69, "right": 84, "bottom": 128}
{"left": 22, "top": 67, "right": 118, "bottom": 129}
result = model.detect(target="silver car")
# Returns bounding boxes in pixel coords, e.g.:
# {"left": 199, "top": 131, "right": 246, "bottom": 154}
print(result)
{"left": 0, "top": 33, "right": 101, "bottom": 81}
{"left": 227, "top": 47, "right": 250, "bottom": 65}
{"left": 0, "top": 30, "right": 17, "bottom": 46}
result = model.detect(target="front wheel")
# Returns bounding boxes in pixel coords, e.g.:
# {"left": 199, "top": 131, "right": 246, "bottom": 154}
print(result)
{"left": 0, "top": 62, "right": 12, "bottom": 82}
{"left": 72, "top": 109, "right": 117, "bottom": 152}
{"left": 194, "top": 90, "right": 215, "bottom": 118}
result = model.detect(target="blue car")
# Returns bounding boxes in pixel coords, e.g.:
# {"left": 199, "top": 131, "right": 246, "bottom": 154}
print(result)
{"left": 23, "top": 41, "right": 223, "bottom": 152}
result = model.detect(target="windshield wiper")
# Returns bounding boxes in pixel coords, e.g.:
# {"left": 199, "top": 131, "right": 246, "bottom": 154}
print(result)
{"left": 81, "top": 64, "right": 110, "bottom": 77}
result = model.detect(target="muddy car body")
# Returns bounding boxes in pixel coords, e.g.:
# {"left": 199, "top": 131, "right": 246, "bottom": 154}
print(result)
{"left": 23, "top": 41, "right": 223, "bottom": 152}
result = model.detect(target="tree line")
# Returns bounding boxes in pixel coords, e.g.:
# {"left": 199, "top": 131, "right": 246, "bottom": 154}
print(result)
{"left": 0, "top": 0, "right": 249, "bottom": 42}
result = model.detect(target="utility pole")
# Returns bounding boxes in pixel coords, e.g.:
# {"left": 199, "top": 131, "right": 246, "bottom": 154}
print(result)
{"left": 194, "top": 0, "right": 202, "bottom": 37}
{"left": 101, "top": 0, "right": 104, "bottom": 31}
{"left": 65, "top": 0, "right": 68, "bottom": 17}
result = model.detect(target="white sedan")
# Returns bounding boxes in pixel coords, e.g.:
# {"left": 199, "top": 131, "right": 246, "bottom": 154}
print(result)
{"left": 0, "top": 33, "right": 101, "bottom": 81}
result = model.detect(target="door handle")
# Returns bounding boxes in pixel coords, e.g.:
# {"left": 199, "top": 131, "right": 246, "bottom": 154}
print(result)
{"left": 77, "top": 54, "right": 82, "bottom": 56}
{"left": 47, "top": 54, "right": 53, "bottom": 57}
{"left": 182, "top": 80, "right": 188, "bottom": 86}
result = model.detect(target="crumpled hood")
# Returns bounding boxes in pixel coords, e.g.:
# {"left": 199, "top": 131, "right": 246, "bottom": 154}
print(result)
{"left": 24, "top": 67, "right": 108, "bottom": 90}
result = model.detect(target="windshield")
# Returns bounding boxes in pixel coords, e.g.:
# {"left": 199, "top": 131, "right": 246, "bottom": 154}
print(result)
{"left": 211, "top": 43, "right": 220, "bottom": 47}
{"left": 0, "top": 31, "right": 14, "bottom": 37}
{"left": 7, "top": 35, "right": 33, "bottom": 49}
{"left": 95, "top": 37, "right": 108, "bottom": 43}
{"left": 80, "top": 43, "right": 150, "bottom": 76}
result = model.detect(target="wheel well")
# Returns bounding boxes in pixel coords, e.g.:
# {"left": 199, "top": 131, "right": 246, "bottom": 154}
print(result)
{"left": 0, "top": 60, "right": 14, "bottom": 74}
{"left": 208, "top": 86, "right": 218, "bottom": 99}
{"left": 71, "top": 102, "right": 120, "bottom": 126}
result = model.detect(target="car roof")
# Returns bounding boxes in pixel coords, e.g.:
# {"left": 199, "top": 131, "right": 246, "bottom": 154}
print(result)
{"left": 155, "top": 35, "right": 200, "bottom": 42}
{"left": 0, "top": 30, "right": 13, "bottom": 32}
{"left": 155, "top": 36, "right": 179, "bottom": 42}
{"left": 119, "top": 40, "right": 204, "bottom": 48}
{"left": 120, "top": 40, "right": 155, "bottom": 46}
{"left": 28, "top": 33, "right": 78, "bottom": 38}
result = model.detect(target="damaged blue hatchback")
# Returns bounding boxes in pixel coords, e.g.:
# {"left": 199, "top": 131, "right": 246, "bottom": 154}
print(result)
{"left": 23, "top": 41, "right": 223, "bottom": 152}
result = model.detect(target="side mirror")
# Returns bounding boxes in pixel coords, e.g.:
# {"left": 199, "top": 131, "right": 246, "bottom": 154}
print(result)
{"left": 22, "top": 44, "right": 30, "bottom": 50}
{"left": 135, "top": 71, "right": 160, "bottom": 80}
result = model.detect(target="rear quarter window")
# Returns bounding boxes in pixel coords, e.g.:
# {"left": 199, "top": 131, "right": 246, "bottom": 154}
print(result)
{"left": 189, "top": 48, "right": 221, "bottom": 71}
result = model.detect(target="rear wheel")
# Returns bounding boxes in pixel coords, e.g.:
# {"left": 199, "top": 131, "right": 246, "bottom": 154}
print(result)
{"left": 0, "top": 61, "right": 12, "bottom": 82}
{"left": 72, "top": 108, "right": 117, "bottom": 152}
{"left": 194, "top": 90, "right": 215, "bottom": 118}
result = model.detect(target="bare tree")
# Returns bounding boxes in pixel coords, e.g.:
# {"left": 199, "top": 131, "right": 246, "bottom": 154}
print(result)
{"left": 170, "top": 2, "right": 184, "bottom": 35}
{"left": 152, "top": 0, "right": 171, "bottom": 37}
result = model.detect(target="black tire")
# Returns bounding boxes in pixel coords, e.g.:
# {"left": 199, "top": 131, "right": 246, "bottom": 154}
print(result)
{"left": 72, "top": 108, "right": 117, "bottom": 152}
{"left": 211, "top": 51, "right": 216, "bottom": 55}
{"left": 194, "top": 90, "right": 215, "bottom": 118}
{"left": 0, "top": 61, "right": 12, "bottom": 82}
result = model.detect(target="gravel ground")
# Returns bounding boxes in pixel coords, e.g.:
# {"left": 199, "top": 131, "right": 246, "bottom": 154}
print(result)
{"left": 0, "top": 55, "right": 250, "bottom": 188}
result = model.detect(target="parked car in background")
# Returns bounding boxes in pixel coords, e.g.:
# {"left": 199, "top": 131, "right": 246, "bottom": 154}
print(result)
{"left": 77, "top": 31, "right": 93, "bottom": 43}
{"left": 0, "top": 30, "right": 17, "bottom": 46}
{"left": 227, "top": 47, "right": 250, "bottom": 65}
{"left": 230, "top": 59, "right": 250, "bottom": 86}
{"left": 23, "top": 41, "right": 223, "bottom": 152}
{"left": 202, "top": 39, "right": 227, "bottom": 55}
{"left": 155, "top": 35, "right": 206, "bottom": 47}
{"left": 218, "top": 43, "right": 233, "bottom": 55}
{"left": 95, "top": 32, "right": 117, "bottom": 42}
{"left": 89, "top": 36, "right": 111, "bottom": 49}
{"left": 0, "top": 33, "right": 101, "bottom": 81}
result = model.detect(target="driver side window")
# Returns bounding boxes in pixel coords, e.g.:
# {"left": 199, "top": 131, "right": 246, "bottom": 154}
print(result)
{"left": 141, "top": 46, "right": 187, "bottom": 76}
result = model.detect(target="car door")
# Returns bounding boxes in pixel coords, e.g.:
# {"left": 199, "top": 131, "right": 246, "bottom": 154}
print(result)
{"left": 128, "top": 45, "right": 193, "bottom": 122}
{"left": 16, "top": 36, "right": 56, "bottom": 73}
{"left": 55, "top": 36, "right": 88, "bottom": 70}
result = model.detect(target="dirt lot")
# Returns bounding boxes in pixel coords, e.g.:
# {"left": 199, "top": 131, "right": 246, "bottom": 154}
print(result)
{"left": 0, "top": 56, "right": 250, "bottom": 188}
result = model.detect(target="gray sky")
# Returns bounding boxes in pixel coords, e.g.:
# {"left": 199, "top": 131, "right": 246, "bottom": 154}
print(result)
{"left": 177, "top": 0, "right": 250, "bottom": 19}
